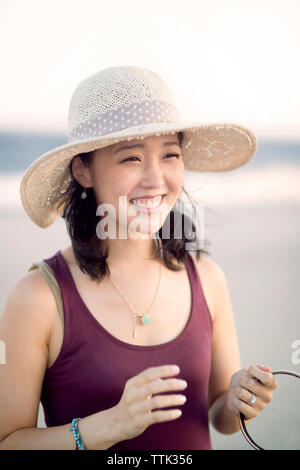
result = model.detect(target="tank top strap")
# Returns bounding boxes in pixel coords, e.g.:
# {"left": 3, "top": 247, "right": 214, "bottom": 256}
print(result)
{"left": 28, "top": 258, "right": 64, "bottom": 327}
{"left": 41, "top": 250, "right": 83, "bottom": 363}
{"left": 184, "top": 251, "right": 213, "bottom": 331}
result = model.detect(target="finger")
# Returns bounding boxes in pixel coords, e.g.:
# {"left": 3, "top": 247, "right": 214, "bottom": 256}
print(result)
{"left": 257, "top": 364, "right": 272, "bottom": 372}
{"left": 232, "top": 396, "right": 259, "bottom": 419}
{"left": 141, "top": 407, "right": 183, "bottom": 426}
{"left": 235, "top": 386, "right": 254, "bottom": 404}
{"left": 128, "top": 365, "right": 181, "bottom": 389}
{"left": 240, "top": 373, "right": 259, "bottom": 391}
{"left": 132, "top": 377, "right": 187, "bottom": 402}
{"left": 239, "top": 375, "right": 274, "bottom": 403}
{"left": 139, "top": 378, "right": 164, "bottom": 400}
{"left": 134, "top": 393, "right": 187, "bottom": 415}
{"left": 256, "top": 366, "right": 278, "bottom": 389}
{"left": 235, "top": 386, "right": 265, "bottom": 410}
{"left": 247, "top": 365, "right": 276, "bottom": 388}
{"left": 149, "top": 377, "right": 164, "bottom": 390}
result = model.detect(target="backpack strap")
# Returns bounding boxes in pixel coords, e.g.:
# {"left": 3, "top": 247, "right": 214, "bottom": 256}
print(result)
{"left": 28, "top": 261, "right": 64, "bottom": 327}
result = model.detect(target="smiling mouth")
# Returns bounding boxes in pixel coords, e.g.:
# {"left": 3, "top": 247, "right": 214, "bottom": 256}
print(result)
{"left": 129, "top": 195, "right": 166, "bottom": 212}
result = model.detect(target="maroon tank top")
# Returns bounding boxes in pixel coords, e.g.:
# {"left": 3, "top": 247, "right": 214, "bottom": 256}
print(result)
{"left": 40, "top": 250, "right": 213, "bottom": 450}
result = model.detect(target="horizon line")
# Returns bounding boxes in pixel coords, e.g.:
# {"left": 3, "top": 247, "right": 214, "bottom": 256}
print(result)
{"left": 0, "top": 127, "right": 299, "bottom": 143}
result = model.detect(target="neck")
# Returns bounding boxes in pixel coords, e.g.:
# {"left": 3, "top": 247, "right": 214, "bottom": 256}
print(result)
{"left": 106, "top": 236, "right": 160, "bottom": 273}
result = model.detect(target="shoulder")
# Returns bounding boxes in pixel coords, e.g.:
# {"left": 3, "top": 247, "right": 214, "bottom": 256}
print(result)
{"left": 195, "top": 254, "right": 226, "bottom": 285}
{"left": 188, "top": 253, "right": 227, "bottom": 322}
{"left": 1, "top": 268, "right": 58, "bottom": 344}
{"left": 0, "top": 269, "right": 58, "bottom": 441}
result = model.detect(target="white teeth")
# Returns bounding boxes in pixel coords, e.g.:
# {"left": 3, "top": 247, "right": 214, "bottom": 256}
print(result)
{"left": 131, "top": 195, "right": 162, "bottom": 208}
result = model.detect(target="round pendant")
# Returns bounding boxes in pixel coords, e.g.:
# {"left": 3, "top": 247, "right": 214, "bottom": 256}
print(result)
{"left": 141, "top": 314, "right": 150, "bottom": 325}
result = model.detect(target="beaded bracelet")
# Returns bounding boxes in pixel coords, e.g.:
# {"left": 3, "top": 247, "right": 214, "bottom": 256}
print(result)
{"left": 69, "top": 418, "right": 87, "bottom": 450}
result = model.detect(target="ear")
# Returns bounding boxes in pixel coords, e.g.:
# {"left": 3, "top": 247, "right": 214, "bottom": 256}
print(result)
{"left": 71, "top": 155, "right": 93, "bottom": 188}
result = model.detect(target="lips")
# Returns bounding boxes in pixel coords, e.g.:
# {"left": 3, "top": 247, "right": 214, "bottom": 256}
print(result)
{"left": 129, "top": 195, "right": 165, "bottom": 212}
{"left": 131, "top": 195, "right": 162, "bottom": 208}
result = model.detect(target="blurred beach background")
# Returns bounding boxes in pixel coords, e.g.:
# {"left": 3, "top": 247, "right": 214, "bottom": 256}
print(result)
{"left": 0, "top": 0, "right": 299, "bottom": 450}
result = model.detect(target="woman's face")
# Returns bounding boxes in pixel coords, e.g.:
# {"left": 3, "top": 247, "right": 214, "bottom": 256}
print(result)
{"left": 77, "top": 133, "right": 184, "bottom": 238}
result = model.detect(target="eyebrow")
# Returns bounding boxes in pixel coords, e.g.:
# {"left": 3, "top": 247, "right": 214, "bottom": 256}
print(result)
{"left": 114, "top": 141, "right": 180, "bottom": 154}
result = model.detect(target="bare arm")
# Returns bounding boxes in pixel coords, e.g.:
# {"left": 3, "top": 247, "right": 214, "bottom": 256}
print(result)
{"left": 196, "top": 257, "right": 244, "bottom": 434}
{"left": 0, "top": 271, "right": 119, "bottom": 450}
{"left": 0, "top": 409, "right": 118, "bottom": 450}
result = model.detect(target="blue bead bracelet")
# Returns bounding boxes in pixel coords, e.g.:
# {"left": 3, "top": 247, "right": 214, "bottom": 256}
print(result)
{"left": 69, "top": 418, "right": 87, "bottom": 450}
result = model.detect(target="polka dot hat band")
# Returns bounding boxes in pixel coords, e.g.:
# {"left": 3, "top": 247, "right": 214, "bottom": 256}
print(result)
{"left": 20, "top": 65, "right": 258, "bottom": 228}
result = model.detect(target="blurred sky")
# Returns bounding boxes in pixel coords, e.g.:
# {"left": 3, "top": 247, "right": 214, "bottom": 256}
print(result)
{"left": 0, "top": 0, "right": 299, "bottom": 139}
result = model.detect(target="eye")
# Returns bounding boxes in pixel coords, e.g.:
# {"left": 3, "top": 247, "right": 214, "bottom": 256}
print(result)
{"left": 120, "top": 153, "right": 181, "bottom": 163}
{"left": 121, "top": 156, "right": 140, "bottom": 163}
{"left": 164, "top": 153, "right": 181, "bottom": 159}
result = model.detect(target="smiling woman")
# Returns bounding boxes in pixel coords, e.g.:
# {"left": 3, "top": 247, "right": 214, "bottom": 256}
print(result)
{"left": 0, "top": 65, "right": 265, "bottom": 451}
{"left": 61, "top": 131, "right": 208, "bottom": 283}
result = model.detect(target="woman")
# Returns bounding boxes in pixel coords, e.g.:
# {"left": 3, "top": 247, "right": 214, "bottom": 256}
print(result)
{"left": 0, "top": 66, "right": 277, "bottom": 450}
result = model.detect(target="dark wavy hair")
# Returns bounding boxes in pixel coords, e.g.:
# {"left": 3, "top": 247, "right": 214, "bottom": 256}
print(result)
{"left": 60, "top": 131, "right": 211, "bottom": 283}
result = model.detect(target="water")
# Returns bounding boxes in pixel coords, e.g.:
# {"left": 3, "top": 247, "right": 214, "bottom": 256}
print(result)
{"left": 0, "top": 130, "right": 300, "bottom": 173}
{"left": 0, "top": 131, "right": 66, "bottom": 174}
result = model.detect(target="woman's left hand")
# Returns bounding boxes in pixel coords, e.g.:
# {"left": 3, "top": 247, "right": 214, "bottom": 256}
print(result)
{"left": 226, "top": 365, "right": 278, "bottom": 421}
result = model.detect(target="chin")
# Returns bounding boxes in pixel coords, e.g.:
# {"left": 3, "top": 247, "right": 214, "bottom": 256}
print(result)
{"left": 127, "top": 218, "right": 165, "bottom": 239}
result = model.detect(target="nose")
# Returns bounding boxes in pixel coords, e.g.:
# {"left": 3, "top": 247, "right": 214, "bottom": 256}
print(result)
{"left": 140, "top": 159, "right": 165, "bottom": 189}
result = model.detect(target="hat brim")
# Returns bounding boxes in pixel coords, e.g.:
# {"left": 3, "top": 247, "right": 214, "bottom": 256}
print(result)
{"left": 20, "top": 120, "right": 257, "bottom": 228}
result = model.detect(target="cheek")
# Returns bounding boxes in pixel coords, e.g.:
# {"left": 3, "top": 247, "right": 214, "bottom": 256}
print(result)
{"left": 167, "top": 164, "right": 185, "bottom": 193}
{"left": 91, "top": 166, "right": 130, "bottom": 204}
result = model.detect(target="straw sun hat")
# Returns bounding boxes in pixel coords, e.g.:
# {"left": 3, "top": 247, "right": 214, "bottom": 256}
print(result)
{"left": 20, "top": 65, "right": 258, "bottom": 228}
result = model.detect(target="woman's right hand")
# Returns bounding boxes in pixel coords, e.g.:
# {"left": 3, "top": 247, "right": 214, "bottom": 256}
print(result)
{"left": 111, "top": 365, "right": 188, "bottom": 442}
